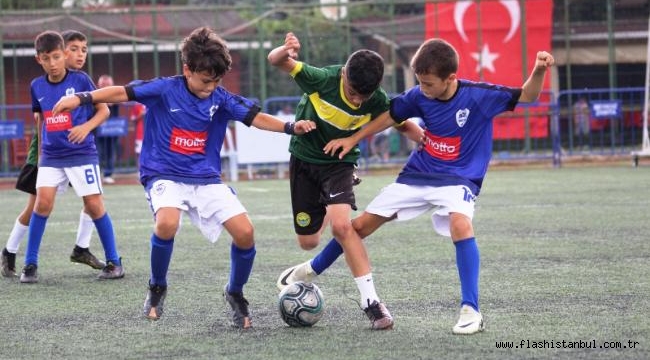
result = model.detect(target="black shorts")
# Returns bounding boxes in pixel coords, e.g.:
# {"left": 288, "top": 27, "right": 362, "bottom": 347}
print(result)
{"left": 289, "top": 156, "right": 356, "bottom": 235}
{"left": 15, "top": 163, "right": 38, "bottom": 195}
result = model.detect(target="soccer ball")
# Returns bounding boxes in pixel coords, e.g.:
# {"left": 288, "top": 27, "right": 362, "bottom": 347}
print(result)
{"left": 278, "top": 281, "right": 325, "bottom": 327}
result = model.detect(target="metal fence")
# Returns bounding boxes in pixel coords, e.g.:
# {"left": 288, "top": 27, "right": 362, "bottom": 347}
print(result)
{"left": 1, "top": 0, "right": 648, "bottom": 178}
{"left": 1, "top": 87, "right": 647, "bottom": 179}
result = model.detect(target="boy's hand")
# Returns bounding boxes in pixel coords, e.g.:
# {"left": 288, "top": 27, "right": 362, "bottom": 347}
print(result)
{"left": 324, "top": 137, "right": 356, "bottom": 159}
{"left": 67, "top": 124, "right": 91, "bottom": 144}
{"left": 284, "top": 32, "right": 300, "bottom": 59}
{"left": 535, "top": 51, "right": 554, "bottom": 71}
{"left": 293, "top": 119, "right": 316, "bottom": 135}
{"left": 52, "top": 95, "right": 81, "bottom": 115}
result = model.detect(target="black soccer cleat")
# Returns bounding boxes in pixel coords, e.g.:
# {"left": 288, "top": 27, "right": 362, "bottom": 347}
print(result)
{"left": 223, "top": 284, "right": 252, "bottom": 329}
{"left": 144, "top": 282, "right": 168, "bottom": 320}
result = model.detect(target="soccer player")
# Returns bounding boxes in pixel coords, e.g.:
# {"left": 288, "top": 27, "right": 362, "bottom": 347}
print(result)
{"left": 268, "top": 32, "right": 422, "bottom": 330}
{"left": 1, "top": 30, "right": 106, "bottom": 279}
{"left": 52, "top": 26, "right": 315, "bottom": 329}
{"left": 18, "top": 30, "right": 124, "bottom": 283}
{"left": 279, "top": 38, "right": 555, "bottom": 334}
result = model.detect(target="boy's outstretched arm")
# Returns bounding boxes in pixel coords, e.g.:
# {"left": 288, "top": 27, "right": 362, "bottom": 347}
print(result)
{"left": 267, "top": 32, "right": 300, "bottom": 73}
{"left": 52, "top": 86, "right": 129, "bottom": 115}
{"left": 250, "top": 112, "right": 316, "bottom": 135}
{"left": 519, "top": 51, "right": 554, "bottom": 103}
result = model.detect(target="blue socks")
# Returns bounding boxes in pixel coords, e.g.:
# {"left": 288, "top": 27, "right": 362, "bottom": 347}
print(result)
{"left": 310, "top": 238, "right": 344, "bottom": 275}
{"left": 228, "top": 243, "right": 256, "bottom": 293}
{"left": 24, "top": 212, "right": 48, "bottom": 266}
{"left": 93, "top": 213, "right": 120, "bottom": 265}
{"left": 149, "top": 238, "right": 256, "bottom": 293}
{"left": 455, "top": 237, "right": 480, "bottom": 311}
{"left": 150, "top": 234, "right": 174, "bottom": 287}
{"left": 310, "top": 236, "right": 481, "bottom": 312}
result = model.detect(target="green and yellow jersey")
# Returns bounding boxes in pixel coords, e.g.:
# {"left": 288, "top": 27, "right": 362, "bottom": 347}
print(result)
{"left": 288, "top": 62, "right": 389, "bottom": 164}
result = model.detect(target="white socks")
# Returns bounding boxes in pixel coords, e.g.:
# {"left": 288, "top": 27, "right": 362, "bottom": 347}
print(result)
{"left": 5, "top": 219, "right": 29, "bottom": 253}
{"left": 355, "top": 273, "right": 380, "bottom": 309}
{"left": 75, "top": 211, "right": 95, "bottom": 248}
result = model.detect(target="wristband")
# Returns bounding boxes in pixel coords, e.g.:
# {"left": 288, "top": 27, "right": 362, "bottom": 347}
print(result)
{"left": 284, "top": 121, "right": 296, "bottom": 135}
{"left": 75, "top": 92, "right": 93, "bottom": 105}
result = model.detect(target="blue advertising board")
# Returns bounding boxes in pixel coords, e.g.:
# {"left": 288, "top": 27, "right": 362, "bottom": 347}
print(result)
{"left": 96, "top": 117, "right": 129, "bottom": 137}
{"left": 589, "top": 100, "right": 622, "bottom": 119}
{"left": 0, "top": 120, "right": 25, "bottom": 140}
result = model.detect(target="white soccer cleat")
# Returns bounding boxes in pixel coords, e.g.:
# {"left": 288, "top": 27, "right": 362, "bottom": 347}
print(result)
{"left": 277, "top": 260, "right": 316, "bottom": 291}
{"left": 452, "top": 304, "right": 485, "bottom": 335}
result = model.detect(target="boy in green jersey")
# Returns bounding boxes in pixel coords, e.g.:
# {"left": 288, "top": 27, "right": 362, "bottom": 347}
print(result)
{"left": 268, "top": 32, "right": 422, "bottom": 330}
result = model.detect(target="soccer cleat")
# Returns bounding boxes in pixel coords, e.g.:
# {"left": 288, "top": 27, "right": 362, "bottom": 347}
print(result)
{"left": 452, "top": 304, "right": 485, "bottom": 335}
{"left": 223, "top": 284, "right": 252, "bottom": 329}
{"left": 70, "top": 247, "right": 106, "bottom": 270}
{"left": 276, "top": 260, "right": 316, "bottom": 291}
{"left": 143, "top": 283, "right": 168, "bottom": 320}
{"left": 19, "top": 264, "right": 38, "bottom": 284}
{"left": 363, "top": 300, "right": 394, "bottom": 330}
{"left": 97, "top": 258, "right": 125, "bottom": 280}
{"left": 1, "top": 248, "right": 17, "bottom": 278}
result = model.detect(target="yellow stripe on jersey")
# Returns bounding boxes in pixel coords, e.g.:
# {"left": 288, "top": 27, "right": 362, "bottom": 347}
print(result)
{"left": 289, "top": 61, "right": 303, "bottom": 77}
{"left": 308, "top": 92, "right": 372, "bottom": 130}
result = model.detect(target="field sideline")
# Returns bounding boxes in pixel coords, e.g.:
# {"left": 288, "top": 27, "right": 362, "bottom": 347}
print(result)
{"left": 0, "top": 165, "right": 649, "bottom": 359}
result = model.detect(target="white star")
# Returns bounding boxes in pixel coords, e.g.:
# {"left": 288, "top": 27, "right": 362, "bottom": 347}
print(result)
{"left": 470, "top": 43, "right": 500, "bottom": 73}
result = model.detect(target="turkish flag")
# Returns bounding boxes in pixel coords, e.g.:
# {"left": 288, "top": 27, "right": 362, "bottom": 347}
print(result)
{"left": 425, "top": 0, "right": 553, "bottom": 139}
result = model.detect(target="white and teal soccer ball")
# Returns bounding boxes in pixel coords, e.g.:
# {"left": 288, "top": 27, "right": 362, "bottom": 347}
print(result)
{"left": 278, "top": 281, "right": 324, "bottom": 327}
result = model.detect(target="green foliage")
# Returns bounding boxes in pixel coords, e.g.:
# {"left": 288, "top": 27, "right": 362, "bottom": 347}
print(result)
{"left": 0, "top": 165, "right": 649, "bottom": 359}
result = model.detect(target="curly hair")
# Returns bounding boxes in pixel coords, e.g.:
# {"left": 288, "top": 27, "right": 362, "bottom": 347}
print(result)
{"left": 181, "top": 26, "right": 232, "bottom": 79}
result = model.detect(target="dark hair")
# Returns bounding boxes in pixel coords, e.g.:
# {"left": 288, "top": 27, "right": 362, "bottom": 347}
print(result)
{"left": 61, "top": 29, "right": 87, "bottom": 44}
{"left": 344, "top": 49, "right": 384, "bottom": 95}
{"left": 34, "top": 30, "right": 64, "bottom": 54}
{"left": 410, "top": 38, "right": 458, "bottom": 79}
{"left": 181, "top": 26, "right": 232, "bottom": 79}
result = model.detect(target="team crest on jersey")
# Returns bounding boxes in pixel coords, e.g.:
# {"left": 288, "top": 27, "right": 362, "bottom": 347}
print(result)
{"left": 456, "top": 108, "right": 470, "bottom": 128}
{"left": 66, "top": 87, "right": 76, "bottom": 96}
{"left": 295, "top": 212, "right": 311, "bottom": 227}
{"left": 153, "top": 182, "right": 166, "bottom": 196}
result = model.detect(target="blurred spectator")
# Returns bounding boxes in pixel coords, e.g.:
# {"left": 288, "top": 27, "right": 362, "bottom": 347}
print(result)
{"left": 129, "top": 102, "right": 147, "bottom": 169}
{"left": 276, "top": 104, "right": 294, "bottom": 116}
{"left": 371, "top": 127, "right": 392, "bottom": 162}
{"left": 96, "top": 74, "right": 119, "bottom": 183}
{"left": 573, "top": 96, "right": 590, "bottom": 149}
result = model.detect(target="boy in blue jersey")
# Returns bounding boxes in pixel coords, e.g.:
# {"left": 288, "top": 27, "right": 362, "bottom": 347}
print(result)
{"left": 268, "top": 32, "right": 423, "bottom": 330}
{"left": 19, "top": 30, "right": 125, "bottom": 284}
{"left": 279, "top": 38, "right": 555, "bottom": 334}
{"left": 1, "top": 30, "right": 106, "bottom": 279}
{"left": 53, "top": 26, "right": 316, "bottom": 329}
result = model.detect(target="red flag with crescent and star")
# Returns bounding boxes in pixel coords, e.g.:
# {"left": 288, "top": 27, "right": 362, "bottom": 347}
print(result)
{"left": 425, "top": 0, "right": 553, "bottom": 139}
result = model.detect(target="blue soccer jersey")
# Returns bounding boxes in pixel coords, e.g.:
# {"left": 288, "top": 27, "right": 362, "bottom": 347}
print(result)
{"left": 126, "top": 76, "right": 260, "bottom": 186}
{"left": 390, "top": 80, "right": 521, "bottom": 195}
{"left": 31, "top": 69, "right": 99, "bottom": 167}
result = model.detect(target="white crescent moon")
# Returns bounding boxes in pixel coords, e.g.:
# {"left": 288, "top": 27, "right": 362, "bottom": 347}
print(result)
{"left": 453, "top": 0, "right": 521, "bottom": 43}
{"left": 453, "top": 0, "right": 473, "bottom": 43}
{"left": 501, "top": 0, "right": 520, "bottom": 43}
